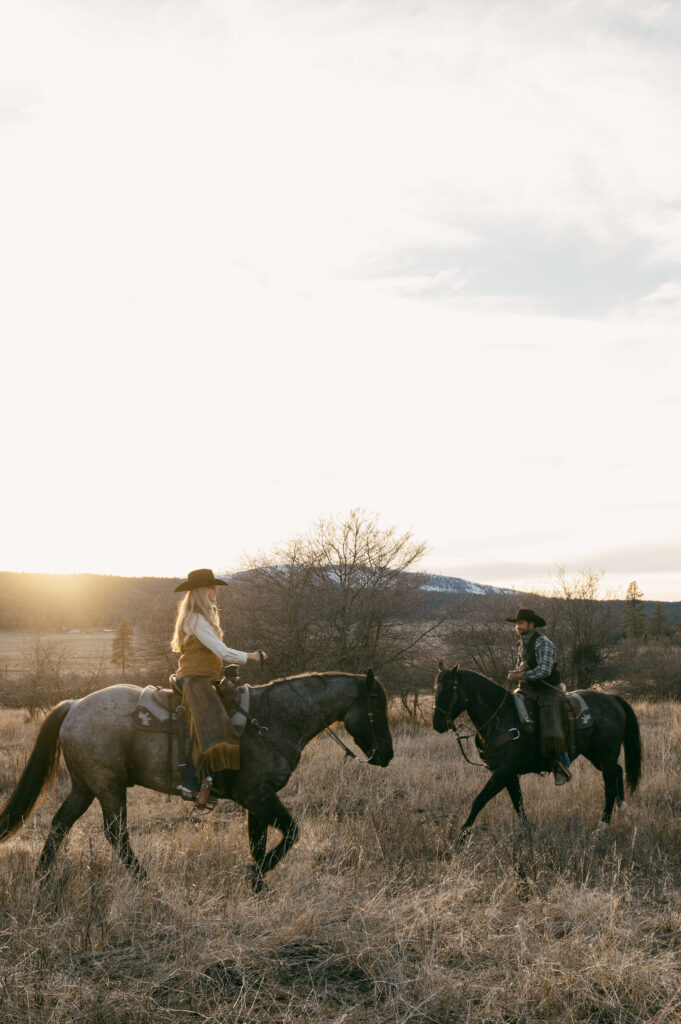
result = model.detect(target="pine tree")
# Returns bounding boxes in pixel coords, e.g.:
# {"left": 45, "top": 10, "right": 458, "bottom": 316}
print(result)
{"left": 622, "top": 581, "right": 646, "bottom": 642}
{"left": 649, "top": 602, "right": 668, "bottom": 639}
{"left": 112, "top": 619, "right": 134, "bottom": 676}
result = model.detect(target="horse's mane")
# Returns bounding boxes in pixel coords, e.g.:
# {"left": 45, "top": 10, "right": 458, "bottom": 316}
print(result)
{"left": 458, "top": 667, "right": 509, "bottom": 693}
{"left": 250, "top": 670, "right": 371, "bottom": 692}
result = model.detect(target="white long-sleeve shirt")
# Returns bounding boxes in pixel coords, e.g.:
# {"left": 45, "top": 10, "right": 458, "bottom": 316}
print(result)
{"left": 184, "top": 613, "right": 249, "bottom": 664}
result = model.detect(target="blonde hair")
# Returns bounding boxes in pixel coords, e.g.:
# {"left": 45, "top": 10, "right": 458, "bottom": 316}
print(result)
{"left": 171, "top": 587, "right": 224, "bottom": 653}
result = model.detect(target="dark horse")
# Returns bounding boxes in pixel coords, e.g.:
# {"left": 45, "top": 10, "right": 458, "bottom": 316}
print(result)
{"left": 433, "top": 663, "right": 642, "bottom": 839}
{"left": 0, "top": 670, "right": 393, "bottom": 891}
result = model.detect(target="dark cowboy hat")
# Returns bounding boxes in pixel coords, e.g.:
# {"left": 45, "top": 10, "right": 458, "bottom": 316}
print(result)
{"left": 505, "top": 608, "right": 546, "bottom": 628}
{"left": 174, "top": 568, "right": 228, "bottom": 593}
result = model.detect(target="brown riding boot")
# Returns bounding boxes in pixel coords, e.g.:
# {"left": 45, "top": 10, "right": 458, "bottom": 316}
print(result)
{"left": 192, "top": 775, "right": 215, "bottom": 813}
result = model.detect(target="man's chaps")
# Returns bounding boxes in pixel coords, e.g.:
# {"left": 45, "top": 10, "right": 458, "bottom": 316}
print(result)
{"left": 535, "top": 687, "right": 567, "bottom": 755}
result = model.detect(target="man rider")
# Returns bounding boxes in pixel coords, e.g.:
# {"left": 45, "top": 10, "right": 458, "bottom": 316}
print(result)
{"left": 506, "top": 609, "right": 572, "bottom": 786}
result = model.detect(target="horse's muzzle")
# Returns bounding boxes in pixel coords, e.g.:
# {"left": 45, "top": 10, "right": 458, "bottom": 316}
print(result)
{"left": 432, "top": 710, "right": 449, "bottom": 733}
{"left": 369, "top": 745, "right": 393, "bottom": 767}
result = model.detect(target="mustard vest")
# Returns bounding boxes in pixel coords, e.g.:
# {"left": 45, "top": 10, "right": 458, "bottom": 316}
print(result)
{"left": 177, "top": 632, "right": 222, "bottom": 680}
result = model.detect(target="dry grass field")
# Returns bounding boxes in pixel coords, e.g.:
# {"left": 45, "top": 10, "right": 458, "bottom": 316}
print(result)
{"left": 0, "top": 695, "right": 680, "bottom": 1023}
{"left": 0, "top": 630, "right": 114, "bottom": 670}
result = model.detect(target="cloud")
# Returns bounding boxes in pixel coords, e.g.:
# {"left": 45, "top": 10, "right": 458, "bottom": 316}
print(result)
{"left": 447, "top": 540, "right": 681, "bottom": 593}
{"left": 353, "top": 228, "right": 679, "bottom": 315}
{"left": 585, "top": 541, "right": 681, "bottom": 575}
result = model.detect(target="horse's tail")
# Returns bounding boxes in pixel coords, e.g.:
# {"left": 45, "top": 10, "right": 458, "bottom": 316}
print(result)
{"left": 0, "top": 700, "right": 75, "bottom": 842}
{"left": 614, "top": 695, "right": 642, "bottom": 794}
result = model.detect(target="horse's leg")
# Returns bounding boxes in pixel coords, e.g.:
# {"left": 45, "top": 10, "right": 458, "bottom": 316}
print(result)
{"left": 583, "top": 749, "right": 619, "bottom": 829}
{"left": 36, "top": 777, "right": 95, "bottom": 878}
{"left": 506, "top": 776, "right": 527, "bottom": 822}
{"left": 246, "top": 811, "right": 269, "bottom": 892}
{"left": 244, "top": 786, "right": 298, "bottom": 892}
{"left": 615, "top": 763, "right": 628, "bottom": 810}
{"left": 99, "top": 788, "right": 145, "bottom": 877}
{"left": 458, "top": 769, "right": 512, "bottom": 842}
{"left": 598, "top": 762, "right": 620, "bottom": 829}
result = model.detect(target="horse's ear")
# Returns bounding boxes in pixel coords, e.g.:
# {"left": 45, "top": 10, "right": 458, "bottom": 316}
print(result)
{"left": 438, "top": 660, "right": 446, "bottom": 671}
{"left": 452, "top": 662, "right": 459, "bottom": 672}
{"left": 365, "top": 668, "right": 377, "bottom": 690}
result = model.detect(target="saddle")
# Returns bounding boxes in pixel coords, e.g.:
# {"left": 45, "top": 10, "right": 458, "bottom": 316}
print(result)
{"left": 513, "top": 688, "right": 593, "bottom": 759}
{"left": 132, "top": 676, "right": 251, "bottom": 737}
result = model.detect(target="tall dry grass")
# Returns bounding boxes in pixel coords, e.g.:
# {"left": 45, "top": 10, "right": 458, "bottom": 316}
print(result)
{"left": 0, "top": 699, "right": 680, "bottom": 1022}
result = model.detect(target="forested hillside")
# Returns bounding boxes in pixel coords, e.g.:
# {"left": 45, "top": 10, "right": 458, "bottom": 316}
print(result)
{"left": 0, "top": 573, "right": 178, "bottom": 631}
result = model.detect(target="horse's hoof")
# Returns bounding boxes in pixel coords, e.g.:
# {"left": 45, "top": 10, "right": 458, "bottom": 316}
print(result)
{"left": 595, "top": 821, "right": 609, "bottom": 833}
{"left": 618, "top": 800, "right": 629, "bottom": 812}
{"left": 454, "top": 829, "right": 472, "bottom": 852}
{"left": 246, "top": 866, "right": 266, "bottom": 894}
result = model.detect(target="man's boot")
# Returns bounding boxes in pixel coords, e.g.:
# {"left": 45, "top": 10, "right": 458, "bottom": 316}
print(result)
{"left": 553, "top": 760, "right": 572, "bottom": 786}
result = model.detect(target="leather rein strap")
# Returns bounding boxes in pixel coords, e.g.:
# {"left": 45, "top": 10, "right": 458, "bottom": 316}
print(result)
{"left": 446, "top": 685, "right": 518, "bottom": 768}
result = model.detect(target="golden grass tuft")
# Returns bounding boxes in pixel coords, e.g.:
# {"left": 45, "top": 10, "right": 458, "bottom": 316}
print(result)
{"left": 0, "top": 701, "right": 680, "bottom": 1022}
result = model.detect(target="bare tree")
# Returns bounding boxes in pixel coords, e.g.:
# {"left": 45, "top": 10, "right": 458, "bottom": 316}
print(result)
{"left": 442, "top": 591, "right": 522, "bottom": 684}
{"left": 548, "top": 569, "right": 620, "bottom": 688}
{"left": 234, "top": 509, "right": 448, "bottom": 681}
{"left": 20, "top": 634, "right": 66, "bottom": 717}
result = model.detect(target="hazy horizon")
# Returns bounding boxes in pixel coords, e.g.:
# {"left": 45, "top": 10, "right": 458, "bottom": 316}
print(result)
{"left": 0, "top": 558, "right": 677, "bottom": 604}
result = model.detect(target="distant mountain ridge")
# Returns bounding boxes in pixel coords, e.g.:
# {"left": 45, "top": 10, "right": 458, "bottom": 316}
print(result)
{"left": 220, "top": 567, "right": 512, "bottom": 597}
{"left": 414, "top": 573, "right": 512, "bottom": 596}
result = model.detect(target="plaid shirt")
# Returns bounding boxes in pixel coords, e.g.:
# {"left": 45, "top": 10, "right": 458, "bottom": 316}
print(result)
{"left": 515, "top": 629, "right": 556, "bottom": 681}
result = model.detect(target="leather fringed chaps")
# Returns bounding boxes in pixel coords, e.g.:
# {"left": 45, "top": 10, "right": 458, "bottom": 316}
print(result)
{"left": 537, "top": 690, "right": 567, "bottom": 755}
{"left": 182, "top": 676, "right": 241, "bottom": 774}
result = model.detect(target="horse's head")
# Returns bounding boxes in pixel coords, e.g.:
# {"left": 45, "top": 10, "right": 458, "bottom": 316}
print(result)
{"left": 433, "top": 661, "right": 464, "bottom": 733}
{"left": 343, "top": 669, "right": 394, "bottom": 767}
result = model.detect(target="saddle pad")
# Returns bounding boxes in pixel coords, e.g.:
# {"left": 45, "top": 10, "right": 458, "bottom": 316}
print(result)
{"left": 566, "top": 691, "right": 593, "bottom": 727}
{"left": 132, "top": 686, "right": 178, "bottom": 730}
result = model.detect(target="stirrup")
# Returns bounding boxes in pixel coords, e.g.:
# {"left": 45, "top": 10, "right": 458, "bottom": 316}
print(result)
{"left": 553, "top": 763, "right": 572, "bottom": 786}
{"left": 190, "top": 801, "right": 215, "bottom": 815}
{"left": 177, "top": 785, "right": 199, "bottom": 802}
{"left": 177, "top": 785, "right": 217, "bottom": 808}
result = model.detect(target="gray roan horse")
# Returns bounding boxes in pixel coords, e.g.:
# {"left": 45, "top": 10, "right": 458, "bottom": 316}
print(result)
{"left": 433, "top": 663, "right": 642, "bottom": 840}
{"left": 0, "top": 670, "right": 393, "bottom": 891}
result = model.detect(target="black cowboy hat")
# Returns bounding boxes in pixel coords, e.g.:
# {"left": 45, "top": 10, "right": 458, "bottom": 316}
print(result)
{"left": 505, "top": 608, "right": 546, "bottom": 628}
{"left": 174, "top": 568, "right": 228, "bottom": 593}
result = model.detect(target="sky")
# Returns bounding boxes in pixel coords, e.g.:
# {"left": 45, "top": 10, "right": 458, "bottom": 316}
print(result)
{"left": 1, "top": 0, "right": 680, "bottom": 600}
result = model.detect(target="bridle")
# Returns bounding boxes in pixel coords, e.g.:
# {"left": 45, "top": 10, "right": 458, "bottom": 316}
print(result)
{"left": 324, "top": 687, "right": 380, "bottom": 764}
{"left": 437, "top": 669, "right": 512, "bottom": 768}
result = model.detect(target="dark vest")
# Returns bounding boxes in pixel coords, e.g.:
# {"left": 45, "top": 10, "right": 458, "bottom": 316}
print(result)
{"left": 525, "top": 631, "right": 561, "bottom": 687}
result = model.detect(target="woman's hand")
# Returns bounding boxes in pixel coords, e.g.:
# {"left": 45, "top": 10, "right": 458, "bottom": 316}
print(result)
{"left": 247, "top": 650, "right": 267, "bottom": 663}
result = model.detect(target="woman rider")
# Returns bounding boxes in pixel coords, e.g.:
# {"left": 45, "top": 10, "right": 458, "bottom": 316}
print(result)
{"left": 171, "top": 568, "right": 267, "bottom": 799}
